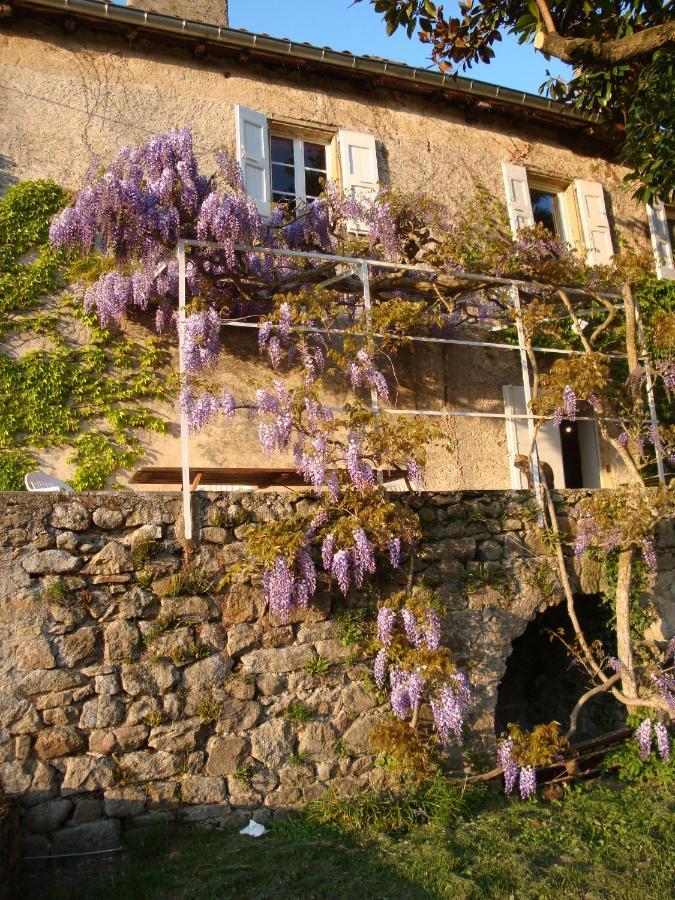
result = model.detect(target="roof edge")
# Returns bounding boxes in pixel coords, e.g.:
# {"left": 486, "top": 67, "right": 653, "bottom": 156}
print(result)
{"left": 8, "top": 0, "right": 603, "bottom": 132}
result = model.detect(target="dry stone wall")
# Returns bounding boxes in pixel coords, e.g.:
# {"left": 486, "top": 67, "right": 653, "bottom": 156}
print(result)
{"left": 0, "top": 490, "right": 672, "bottom": 858}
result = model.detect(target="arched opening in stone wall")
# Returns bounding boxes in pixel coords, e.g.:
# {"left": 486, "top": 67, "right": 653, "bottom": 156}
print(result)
{"left": 494, "top": 595, "right": 624, "bottom": 741}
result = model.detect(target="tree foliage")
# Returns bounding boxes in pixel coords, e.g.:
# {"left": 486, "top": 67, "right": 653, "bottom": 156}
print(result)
{"left": 358, "top": 1, "right": 675, "bottom": 203}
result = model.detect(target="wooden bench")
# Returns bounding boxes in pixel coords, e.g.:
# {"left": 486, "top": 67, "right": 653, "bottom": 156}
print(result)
{"left": 130, "top": 467, "right": 404, "bottom": 490}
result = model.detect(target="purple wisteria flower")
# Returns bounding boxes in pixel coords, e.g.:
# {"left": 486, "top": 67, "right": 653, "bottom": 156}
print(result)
{"left": 655, "top": 722, "right": 670, "bottom": 763}
{"left": 377, "top": 607, "right": 396, "bottom": 648}
{"left": 635, "top": 717, "right": 653, "bottom": 761}
{"left": 562, "top": 385, "right": 577, "bottom": 421}
{"left": 389, "top": 667, "right": 425, "bottom": 721}
{"left": 374, "top": 648, "right": 388, "bottom": 689}
{"left": 652, "top": 672, "right": 675, "bottom": 711}
{"left": 406, "top": 458, "right": 423, "bottom": 490}
{"left": 642, "top": 539, "right": 657, "bottom": 572}
{"left": 182, "top": 307, "right": 221, "bottom": 373}
{"left": 388, "top": 536, "right": 401, "bottom": 569}
{"left": 345, "top": 431, "right": 375, "bottom": 492}
{"left": 430, "top": 672, "right": 471, "bottom": 746}
{"left": 263, "top": 555, "right": 295, "bottom": 622}
{"left": 497, "top": 738, "right": 519, "bottom": 795}
{"left": 331, "top": 549, "right": 351, "bottom": 596}
{"left": 401, "top": 607, "right": 423, "bottom": 649}
{"left": 321, "top": 533, "right": 336, "bottom": 571}
{"left": 519, "top": 766, "right": 537, "bottom": 799}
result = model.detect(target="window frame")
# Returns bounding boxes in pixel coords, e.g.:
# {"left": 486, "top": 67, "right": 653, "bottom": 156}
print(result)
{"left": 269, "top": 133, "right": 331, "bottom": 209}
{"left": 527, "top": 175, "right": 573, "bottom": 245}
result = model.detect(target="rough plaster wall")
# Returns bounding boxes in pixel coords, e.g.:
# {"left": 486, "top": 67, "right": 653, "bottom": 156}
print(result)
{"left": 127, "top": 1, "right": 229, "bottom": 25}
{"left": 0, "top": 18, "right": 648, "bottom": 486}
{"left": 0, "top": 490, "right": 673, "bottom": 854}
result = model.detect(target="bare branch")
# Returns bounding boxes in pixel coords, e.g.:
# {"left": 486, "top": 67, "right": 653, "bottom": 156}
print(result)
{"left": 534, "top": 21, "right": 675, "bottom": 65}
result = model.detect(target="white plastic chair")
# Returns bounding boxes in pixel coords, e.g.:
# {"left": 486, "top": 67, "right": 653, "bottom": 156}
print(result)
{"left": 24, "top": 471, "right": 75, "bottom": 493}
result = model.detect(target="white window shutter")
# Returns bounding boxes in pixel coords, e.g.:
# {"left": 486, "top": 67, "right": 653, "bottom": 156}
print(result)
{"left": 501, "top": 163, "right": 535, "bottom": 236}
{"left": 646, "top": 200, "right": 675, "bottom": 280}
{"left": 235, "top": 104, "right": 271, "bottom": 217}
{"left": 337, "top": 130, "right": 379, "bottom": 232}
{"left": 574, "top": 180, "right": 613, "bottom": 265}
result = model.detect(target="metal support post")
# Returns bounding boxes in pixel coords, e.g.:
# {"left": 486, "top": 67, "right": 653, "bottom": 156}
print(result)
{"left": 510, "top": 285, "right": 544, "bottom": 517}
{"left": 177, "top": 240, "right": 193, "bottom": 541}
{"left": 359, "top": 261, "right": 383, "bottom": 484}
{"left": 634, "top": 297, "right": 666, "bottom": 485}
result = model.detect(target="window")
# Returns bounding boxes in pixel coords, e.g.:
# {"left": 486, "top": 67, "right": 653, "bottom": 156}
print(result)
{"left": 501, "top": 163, "right": 614, "bottom": 265}
{"left": 529, "top": 187, "right": 566, "bottom": 240}
{"left": 646, "top": 199, "right": 675, "bottom": 280}
{"left": 270, "top": 136, "right": 328, "bottom": 210}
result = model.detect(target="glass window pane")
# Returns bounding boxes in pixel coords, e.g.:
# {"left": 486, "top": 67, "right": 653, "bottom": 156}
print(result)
{"left": 305, "top": 170, "right": 325, "bottom": 198}
{"left": 668, "top": 218, "right": 675, "bottom": 250}
{"left": 530, "top": 189, "right": 557, "bottom": 236}
{"left": 304, "top": 142, "right": 326, "bottom": 171}
{"left": 270, "top": 136, "right": 294, "bottom": 165}
{"left": 272, "top": 164, "right": 295, "bottom": 195}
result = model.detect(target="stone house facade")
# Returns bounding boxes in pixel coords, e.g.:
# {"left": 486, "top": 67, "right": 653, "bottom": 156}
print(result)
{"left": 0, "top": 0, "right": 672, "bottom": 491}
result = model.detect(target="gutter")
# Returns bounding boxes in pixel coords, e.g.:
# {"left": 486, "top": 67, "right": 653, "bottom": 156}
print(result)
{"left": 9, "top": 0, "right": 600, "bottom": 130}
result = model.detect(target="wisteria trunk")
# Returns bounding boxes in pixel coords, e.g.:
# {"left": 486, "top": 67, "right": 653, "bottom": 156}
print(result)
{"left": 615, "top": 547, "right": 639, "bottom": 708}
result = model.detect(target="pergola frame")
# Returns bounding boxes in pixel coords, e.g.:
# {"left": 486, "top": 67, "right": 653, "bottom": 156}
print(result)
{"left": 176, "top": 239, "right": 665, "bottom": 541}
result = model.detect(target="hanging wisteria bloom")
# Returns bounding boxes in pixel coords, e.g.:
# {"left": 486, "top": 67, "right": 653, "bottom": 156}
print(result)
{"left": 374, "top": 648, "right": 388, "bottom": 689}
{"left": 635, "top": 717, "right": 653, "bottom": 761}
{"left": 430, "top": 672, "right": 471, "bottom": 745}
{"left": 652, "top": 672, "right": 675, "bottom": 711}
{"left": 389, "top": 667, "right": 426, "bottom": 721}
{"left": 182, "top": 308, "right": 221, "bottom": 373}
{"left": 376, "top": 607, "right": 396, "bottom": 648}
{"left": 519, "top": 766, "right": 537, "bottom": 800}
{"left": 654, "top": 723, "right": 670, "bottom": 763}
{"left": 497, "top": 738, "right": 519, "bottom": 795}
{"left": 389, "top": 536, "right": 401, "bottom": 569}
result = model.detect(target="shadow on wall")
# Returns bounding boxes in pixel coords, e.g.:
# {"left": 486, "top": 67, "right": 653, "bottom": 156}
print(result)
{"left": 0, "top": 154, "right": 18, "bottom": 192}
{"left": 494, "top": 595, "right": 624, "bottom": 742}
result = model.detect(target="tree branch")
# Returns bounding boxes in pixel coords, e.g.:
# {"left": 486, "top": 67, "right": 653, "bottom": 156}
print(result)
{"left": 566, "top": 673, "right": 621, "bottom": 739}
{"left": 534, "top": 21, "right": 675, "bottom": 65}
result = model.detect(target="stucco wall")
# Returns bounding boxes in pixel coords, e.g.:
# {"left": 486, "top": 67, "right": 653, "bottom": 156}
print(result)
{"left": 1, "top": 490, "right": 673, "bottom": 855}
{"left": 0, "top": 15, "right": 644, "bottom": 488}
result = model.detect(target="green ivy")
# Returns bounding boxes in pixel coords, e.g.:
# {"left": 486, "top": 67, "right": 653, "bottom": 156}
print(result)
{"left": 0, "top": 180, "right": 172, "bottom": 489}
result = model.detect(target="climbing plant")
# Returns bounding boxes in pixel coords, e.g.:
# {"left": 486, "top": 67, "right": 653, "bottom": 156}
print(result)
{"left": 0, "top": 180, "right": 170, "bottom": 490}
{"left": 47, "top": 128, "right": 674, "bottom": 792}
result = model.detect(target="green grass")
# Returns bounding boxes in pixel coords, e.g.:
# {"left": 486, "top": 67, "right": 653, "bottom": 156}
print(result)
{"left": 40, "top": 778, "right": 674, "bottom": 899}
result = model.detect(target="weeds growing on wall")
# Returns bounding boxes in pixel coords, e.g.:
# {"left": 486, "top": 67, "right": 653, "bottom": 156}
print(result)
{"left": 0, "top": 180, "right": 171, "bottom": 489}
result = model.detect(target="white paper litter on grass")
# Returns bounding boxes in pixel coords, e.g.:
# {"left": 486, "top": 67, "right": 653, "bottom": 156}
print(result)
{"left": 239, "top": 819, "right": 268, "bottom": 837}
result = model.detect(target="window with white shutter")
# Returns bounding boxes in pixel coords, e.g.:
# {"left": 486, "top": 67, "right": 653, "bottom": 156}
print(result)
{"left": 501, "top": 163, "right": 535, "bottom": 235}
{"left": 235, "top": 104, "right": 272, "bottom": 218}
{"left": 574, "top": 180, "right": 614, "bottom": 265}
{"left": 337, "top": 130, "right": 379, "bottom": 233}
{"left": 646, "top": 200, "right": 675, "bottom": 280}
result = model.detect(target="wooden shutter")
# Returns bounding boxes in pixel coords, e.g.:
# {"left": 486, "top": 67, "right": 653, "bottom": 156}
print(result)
{"left": 646, "top": 201, "right": 675, "bottom": 280}
{"left": 501, "top": 163, "right": 535, "bottom": 236}
{"left": 503, "top": 385, "right": 566, "bottom": 490}
{"left": 574, "top": 180, "right": 613, "bottom": 265}
{"left": 235, "top": 104, "right": 271, "bottom": 217}
{"left": 337, "top": 130, "right": 379, "bottom": 232}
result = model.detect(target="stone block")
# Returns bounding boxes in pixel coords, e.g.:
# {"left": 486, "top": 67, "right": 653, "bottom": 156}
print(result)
{"left": 206, "top": 735, "right": 248, "bottom": 776}
{"left": 114, "top": 725, "right": 149, "bottom": 751}
{"left": 19, "top": 669, "right": 87, "bottom": 696}
{"left": 240, "top": 645, "right": 314, "bottom": 675}
{"left": 78, "top": 697, "right": 125, "bottom": 730}
{"left": 249, "top": 720, "right": 294, "bottom": 769}
{"left": 61, "top": 757, "right": 115, "bottom": 794}
{"left": 23, "top": 798, "right": 73, "bottom": 834}
{"left": 34, "top": 727, "right": 84, "bottom": 760}
{"left": 220, "top": 584, "right": 265, "bottom": 625}
{"left": 256, "top": 675, "right": 287, "bottom": 696}
{"left": 180, "top": 803, "right": 232, "bottom": 823}
{"left": 148, "top": 719, "right": 204, "bottom": 752}
{"left": 314, "top": 639, "right": 351, "bottom": 662}
{"left": 342, "top": 712, "right": 384, "bottom": 754}
{"left": 104, "top": 620, "right": 141, "bottom": 662}
{"left": 104, "top": 787, "right": 147, "bottom": 818}
{"left": 121, "top": 660, "right": 176, "bottom": 696}
{"left": 95, "top": 673, "right": 120, "bottom": 695}
{"left": 50, "top": 502, "right": 91, "bottom": 532}
{"left": 214, "top": 700, "right": 261, "bottom": 733}
{"left": 180, "top": 775, "right": 227, "bottom": 805}
{"left": 92, "top": 507, "right": 125, "bottom": 530}
{"left": 226, "top": 623, "right": 260, "bottom": 656}
{"left": 56, "top": 531, "right": 79, "bottom": 551}
{"left": 16, "top": 637, "right": 56, "bottom": 671}
{"left": 72, "top": 797, "right": 103, "bottom": 824}
{"left": 22, "top": 550, "right": 82, "bottom": 575}
{"left": 298, "top": 722, "right": 336, "bottom": 758}
{"left": 182, "top": 654, "right": 232, "bottom": 692}
{"left": 52, "top": 819, "right": 121, "bottom": 853}
{"left": 54, "top": 626, "right": 99, "bottom": 667}
{"left": 84, "top": 542, "right": 133, "bottom": 575}
{"left": 121, "top": 750, "right": 178, "bottom": 782}
{"left": 89, "top": 730, "right": 117, "bottom": 755}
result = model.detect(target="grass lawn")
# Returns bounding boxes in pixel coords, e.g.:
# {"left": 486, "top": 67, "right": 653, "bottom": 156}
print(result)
{"left": 43, "top": 777, "right": 674, "bottom": 900}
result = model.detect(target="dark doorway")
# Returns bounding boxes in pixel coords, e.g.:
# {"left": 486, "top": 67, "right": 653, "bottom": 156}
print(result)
{"left": 559, "top": 421, "right": 584, "bottom": 488}
{"left": 495, "top": 596, "right": 623, "bottom": 741}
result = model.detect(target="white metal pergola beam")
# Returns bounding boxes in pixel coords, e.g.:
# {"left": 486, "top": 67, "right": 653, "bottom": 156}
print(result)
{"left": 176, "top": 239, "right": 665, "bottom": 541}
